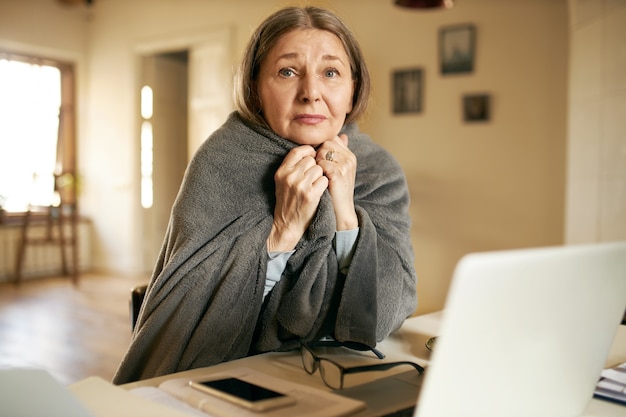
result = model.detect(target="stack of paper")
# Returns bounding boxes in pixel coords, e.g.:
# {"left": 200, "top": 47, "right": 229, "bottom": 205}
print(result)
{"left": 70, "top": 376, "right": 202, "bottom": 417}
{"left": 594, "top": 362, "right": 626, "bottom": 404}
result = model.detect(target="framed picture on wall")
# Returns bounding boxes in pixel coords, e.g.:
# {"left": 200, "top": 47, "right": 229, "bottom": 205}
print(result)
{"left": 463, "top": 93, "right": 490, "bottom": 122}
{"left": 392, "top": 68, "right": 423, "bottom": 114}
{"left": 439, "top": 24, "right": 476, "bottom": 75}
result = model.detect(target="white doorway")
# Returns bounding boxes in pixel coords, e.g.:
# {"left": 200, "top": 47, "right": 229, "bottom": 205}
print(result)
{"left": 136, "top": 27, "right": 233, "bottom": 274}
{"left": 140, "top": 51, "right": 188, "bottom": 273}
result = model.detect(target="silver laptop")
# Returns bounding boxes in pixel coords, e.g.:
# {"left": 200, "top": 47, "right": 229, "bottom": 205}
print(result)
{"left": 415, "top": 241, "right": 626, "bottom": 417}
{"left": 342, "top": 241, "right": 626, "bottom": 417}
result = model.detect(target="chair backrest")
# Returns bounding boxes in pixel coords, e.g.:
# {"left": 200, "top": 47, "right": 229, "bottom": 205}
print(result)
{"left": 129, "top": 284, "right": 147, "bottom": 331}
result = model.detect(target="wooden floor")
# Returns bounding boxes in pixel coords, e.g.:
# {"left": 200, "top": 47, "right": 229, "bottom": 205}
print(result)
{"left": 0, "top": 273, "right": 148, "bottom": 386}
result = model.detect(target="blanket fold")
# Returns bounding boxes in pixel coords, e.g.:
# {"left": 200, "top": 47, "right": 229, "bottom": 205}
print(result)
{"left": 113, "top": 112, "right": 417, "bottom": 384}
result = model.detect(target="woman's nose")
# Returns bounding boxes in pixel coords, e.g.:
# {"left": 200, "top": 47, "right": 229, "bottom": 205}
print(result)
{"left": 298, "top": 73, "right": 321, "bottom": 103}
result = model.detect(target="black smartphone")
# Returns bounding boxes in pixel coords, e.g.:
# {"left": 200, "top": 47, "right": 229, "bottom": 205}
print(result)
{"left": 189, "top": 377, "right": 296, "bottom": 412}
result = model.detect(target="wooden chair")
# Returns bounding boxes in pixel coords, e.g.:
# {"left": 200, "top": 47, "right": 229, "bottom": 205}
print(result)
{"left": 14, "top": 173, "right": 79, "bottom": 285}
{"left": 130, "top": 284, "right": 148, "bottom": 331}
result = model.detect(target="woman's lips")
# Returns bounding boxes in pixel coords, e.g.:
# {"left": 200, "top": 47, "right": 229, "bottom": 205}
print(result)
{"left": 295, "top": 114, "right": 326, "bottom": 124}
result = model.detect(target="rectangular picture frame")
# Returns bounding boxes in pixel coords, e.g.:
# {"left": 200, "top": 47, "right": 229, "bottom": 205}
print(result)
{"left": 463, "top": 93, "right": 490, "bottom": 123}
{"left": 439, "top": 24, "right": 476, "bottom": 75}
{"left": 392, "top": 68, "right": 423, "bottom": 114}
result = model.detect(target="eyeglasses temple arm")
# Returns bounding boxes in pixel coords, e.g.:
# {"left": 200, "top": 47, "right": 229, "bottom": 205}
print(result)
{"left": 370, "top": 347, "right": 386, "bottom": 359}
{"left": 302, "top": 341, "right": 386, "bottom": 359}
{"left": 342, "top": 361, "right": 425, "bottom": 376}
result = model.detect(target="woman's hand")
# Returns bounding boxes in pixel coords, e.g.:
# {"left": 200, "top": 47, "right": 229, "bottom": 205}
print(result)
{"left": 268, "top": 145, "right": 328, "bottom": 252}
{"left": 316, "top": 134, "right": 358, "bottom": 231}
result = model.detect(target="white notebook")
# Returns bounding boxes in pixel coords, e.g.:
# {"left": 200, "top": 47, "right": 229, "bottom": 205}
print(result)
{"left": 156, "top": 367, "right": 365, "bottom": 417}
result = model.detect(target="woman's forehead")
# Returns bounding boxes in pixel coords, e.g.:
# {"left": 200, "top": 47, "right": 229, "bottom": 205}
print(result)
{"left": 268, "top": 29, "right": 349, "bottom": 61}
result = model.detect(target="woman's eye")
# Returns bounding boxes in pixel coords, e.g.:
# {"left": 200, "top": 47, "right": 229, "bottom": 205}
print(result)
{"left": 324, "top": 68, "right": 339, "bottom": 78}
{"left": 278, "top": 68, "right": 296, "bottom": 77}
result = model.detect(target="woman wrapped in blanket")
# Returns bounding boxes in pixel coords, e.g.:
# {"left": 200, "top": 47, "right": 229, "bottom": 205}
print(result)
{"left": 113, "top": 5, "right": 417, "bottom": 384}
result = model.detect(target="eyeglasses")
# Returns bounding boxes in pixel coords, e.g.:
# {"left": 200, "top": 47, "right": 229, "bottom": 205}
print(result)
{"left": 304, "top": 340, "right": 386, "bottom": 359}
{"left": 301, "top": 340, "right": 425, "bottom": 390}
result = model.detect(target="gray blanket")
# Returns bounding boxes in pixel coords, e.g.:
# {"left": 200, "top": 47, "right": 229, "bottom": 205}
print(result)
{"left": 113, "top": 112, "right": 417, "bottom": 384}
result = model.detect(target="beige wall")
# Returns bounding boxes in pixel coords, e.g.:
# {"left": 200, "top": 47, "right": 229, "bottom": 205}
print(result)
{"left": 566, "top": 0, "right": 626, "bottom": 245}
{"left": 348, "top": 0, "right": 569, "bottom": 313}
{"left": 2, "top": 0, "right": 619, "bottom": 316}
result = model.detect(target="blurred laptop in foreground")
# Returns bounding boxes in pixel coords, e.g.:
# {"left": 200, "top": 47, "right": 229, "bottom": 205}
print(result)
{"left": 340, "top": 241, "right": 626, "bottom": 417}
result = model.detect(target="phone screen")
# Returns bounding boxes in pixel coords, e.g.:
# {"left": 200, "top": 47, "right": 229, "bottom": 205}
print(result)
{"left": 197, "top": 378, "right": 285, "bottom": 402}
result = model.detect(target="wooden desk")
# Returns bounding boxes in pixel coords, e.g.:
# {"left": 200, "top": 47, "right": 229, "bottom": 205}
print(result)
{"left": 122, "top": 312, "right": 626, "bottom": 416}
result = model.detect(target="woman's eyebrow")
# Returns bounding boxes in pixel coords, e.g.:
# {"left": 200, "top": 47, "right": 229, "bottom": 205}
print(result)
{"left": 275, "top": 52, "right": 299, "bottom": 61}
{"left": 274, "top": 53, "right": 346, "bottom": 65}
{"left": 322, "top": 54, "right": 346, "bottom": 65}
{"left": 322, "top": 54, "right": 342, "bottom": 60}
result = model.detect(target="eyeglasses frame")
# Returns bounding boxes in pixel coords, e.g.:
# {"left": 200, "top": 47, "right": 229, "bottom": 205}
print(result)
{"left": 300, "top": 341, "right": 425, "bottom": 390}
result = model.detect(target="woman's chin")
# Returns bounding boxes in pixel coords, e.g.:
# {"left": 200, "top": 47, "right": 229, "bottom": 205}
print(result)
{"left": 282, "top": 126, "right": 341, "bottom": 146}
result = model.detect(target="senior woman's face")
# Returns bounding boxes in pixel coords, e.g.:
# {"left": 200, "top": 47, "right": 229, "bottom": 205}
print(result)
{"left": 257, "top": 29, "right": 354, "bottom": 146}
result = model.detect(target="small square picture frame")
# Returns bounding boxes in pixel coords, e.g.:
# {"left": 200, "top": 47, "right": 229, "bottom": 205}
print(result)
{"left": 392, "top": 68, "right": 423, "bottom": 114}
{"left": 463, "top": 94, "right": 490, "bottom": 123}
{"left": 440, "top": 24, "right": 476, "bottom": 75}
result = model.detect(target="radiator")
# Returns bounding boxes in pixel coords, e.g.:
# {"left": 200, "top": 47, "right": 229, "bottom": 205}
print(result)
{"left": 0, "top": 220, "right": 92, "bottom": 283}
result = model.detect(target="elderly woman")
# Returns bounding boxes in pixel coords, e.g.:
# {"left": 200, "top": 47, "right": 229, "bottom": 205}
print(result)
{"left": 113, "top": 6, "right": 416, "bottom": 384}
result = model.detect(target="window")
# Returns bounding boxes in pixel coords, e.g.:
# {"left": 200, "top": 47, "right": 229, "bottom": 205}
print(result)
{"left": 0, "top": 52, "right": 76, "bottom": 213}
{"left": 140, "top": 85, "right": 154, "bottom": 209}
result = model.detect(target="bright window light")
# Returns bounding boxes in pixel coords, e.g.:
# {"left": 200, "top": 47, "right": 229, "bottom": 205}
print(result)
{"left": 140, "top": 92, "right": 154, "bottom": 209}
{"left": 0, "top": 59, "right": 61, "bottom": 212}
{"left": 141, "top": 85, "right": 153, "bottom": 119}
